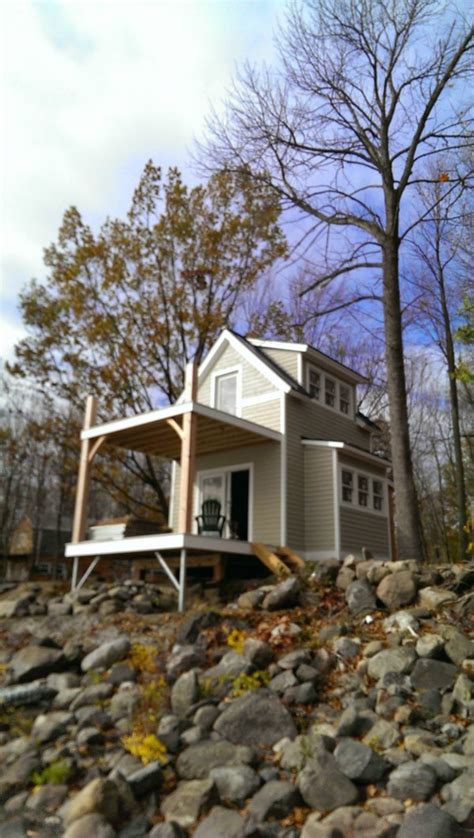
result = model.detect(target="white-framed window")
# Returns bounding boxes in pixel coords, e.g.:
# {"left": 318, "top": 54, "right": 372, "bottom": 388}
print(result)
{"left": 308, "top": 368, "right": 321, "bottom": 400}
{"left": 341, "top": 469, "right": 354, "bottom": 503}
{"left": 211, "top": 366, "right": 241, "bottom": 416}
{"left": 307, "top": 364, "right": 354, "bottom": 418}
{"left": 340, "top": 466, "right": 386, "bottom": 515}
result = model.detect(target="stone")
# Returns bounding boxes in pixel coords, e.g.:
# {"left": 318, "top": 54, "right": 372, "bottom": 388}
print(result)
{"left": 363, "top": 719, "right": 401, "bottom": 750}
{"left": 452, "top": 674, "right": 474, "bottom": 710}
{"left": 127, "top": 761, "right": 163, "bottom": 796}
{"left": 277, "top": 732, "right": 330, "bottom": 771}
{"left": 180, "top": 725, "right": 204, "bottom": 747}
{"left": 171, "top": 670, "right": 199, "bottom": 717}
{"left": 444, "top": 629, "right": 474, "bottom": 666}
{"left": 63, "top": 778, "right": 121, "bottom": 827}
{"left": 367, "top": 647, "right": 417, "bottom": 680}
{"left": 284, "top": 682, "right": 317, "bottom": 704}
{"left": 71, "top": 682, "right": 114, "bottom": 709}
{"left": 26, "top": 783, "right": 68, "bottom": 812}
{"left": 301, "top": 814, "right": 344, "bottom": 837}
{"left": 81, "top": 637, "right": 131, "bottom": 672}
{"left": 213, "top": 689, "right": 297, "bottom": 746}
{"left": 397, "top": 802, "right": 460, "bottom": 838}
{"left": 157, "top": 716, "right": 183, "bottom": 753}
{"left": 278, "top": 649, "right": 312, "bottom": 669}
{"left": 209, "top": 764, "right": 260, "bottom": 804}
{"left": 0, "top": 681, "right": 57, "bottom": 707}
{"left": 262, "top": 576, "right": 300, "bottom": 610}
{"left": 177, "top": 610, "right": 220, "bottom": 643}
{"left": 248, "top": 780, "right": 300, "bottom": 821}
{"left": 386, "top": 761, "right": 438, "bottom": 801}
{"left": 333, "top": 637, "right": 360, "bottom": 659}
{"left": 176, "top": 739, "right": 254, "bottom": 780}
{"left": 193, "top": 705, "right": 219, "bottom": 730}
{"left": 31, "top": 711, "right": 73, "bottom": 744}
{"left": 416, "top": 635, "right": 445, "bottom": 659}
{"left": 193, "top": 806, "right": 245, "bottom": 838}
{"left": 334, "top": 738, "right": 387, "bottom": 782}
{"left": 376, "top": 572, "right": 417, "bottom": 610}
{"left": 336, "top": 706, "right": 377, "bottom": 737}
{"left": 108, "top": 664, "right": 137, "bottom": 685}
{"left": 205, "top": 651, "right": 254, "bottom": 682}
{"left": 345, "top": 579, "right": 376, "bottom": 614}
{"left": 166, "top": 646, "right": 207, "bottom": 679}
{"left": 440, "top": 767, "right": 474, "bottom": 806}
{"left": 77, "top": 727, "right": 104, "bottom": 748}
{"left": 9, "top": 645, "right": 66, "bottom": 683}
{"left": 161, "top": 778, "right": 217, "bottom": 828}
{"left": 63, "top": 813, "right": 116, "bottom": 838}
{"left": 243, "top": 638, "right": 274, "bottom": 668}
{"left": 418, "top": 587, "right": 457, "bottom": 610}
{"left": 0, "top": 596, "right": 33, "bottom": 618}
{"left": 269, "top": 670, "right": 298, "bottom": 694}
{"left": 296, "top": 664, "right": 320, "bottom": 682}
{"left": 149, "top": 824, "right": 185, "bottom": 838}
{"left": 109, "top": 685, "right": 141, "bottom": 721}
{"left": 237, "top": 590, "right": 265, "bottom": 609}
{"left": 298, "top": 752, "right": 359, "bottom": 811}
{"left": 410, "top": 659, "right": 458, "bottom": 690}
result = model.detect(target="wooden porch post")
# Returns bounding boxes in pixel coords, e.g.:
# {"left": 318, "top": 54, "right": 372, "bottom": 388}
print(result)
{"left": 71, "top": 395, "right": 97, "bottom": 544}
{"left": 178, "top": 362, "right": 198, "bottom": 533}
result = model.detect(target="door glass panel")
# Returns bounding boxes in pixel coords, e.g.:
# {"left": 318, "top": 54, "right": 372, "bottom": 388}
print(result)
{"left": 201, "top": 474, "right": 225, "bottom": 509}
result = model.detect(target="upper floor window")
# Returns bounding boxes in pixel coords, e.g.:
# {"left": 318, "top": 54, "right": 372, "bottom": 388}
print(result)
{"left": 308, "top": 368, "right": 321, "bottom": 400}
{"left": 214, "top": 371, "right": 239, "bottom": 415}
{"left": 307, "top": 364, "right": 354, "bottom": 418}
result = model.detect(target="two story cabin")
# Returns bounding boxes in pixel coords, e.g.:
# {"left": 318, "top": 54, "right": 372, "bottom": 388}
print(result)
{"left": 169, "top": 329, "right": 392, "bottom": 561}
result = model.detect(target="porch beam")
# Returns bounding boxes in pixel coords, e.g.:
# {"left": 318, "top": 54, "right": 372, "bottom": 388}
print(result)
{"left": 178, "top": 362, "right": 198, "bottom": 533}
{"left": 72, "top": 396, "right": 97, "bottom": 544}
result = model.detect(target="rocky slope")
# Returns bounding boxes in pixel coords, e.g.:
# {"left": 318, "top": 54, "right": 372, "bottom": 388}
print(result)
{"left": 0, "top": 556, "right": 473, "bottom": 837}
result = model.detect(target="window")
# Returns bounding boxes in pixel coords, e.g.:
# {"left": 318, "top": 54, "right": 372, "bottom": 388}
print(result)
{"left": 340, "top": 384, "right": 351, "bottom": 415}
{"left": 308, "top": 368, "right": 321, "bottom": 400}
{"left": 358, "top": 474, "right": 369, "bottom": 507}
{"left": 215, "top": 372, "right": 238, "bottom": 414}
{"left": 373, "top": 480, "right": 384, "bottom": 511}
{"left": 342, "top": 470, "right": 353, "bottom": 503}
{"left": 325, "top": 377, "right": 336, "bottom": 407}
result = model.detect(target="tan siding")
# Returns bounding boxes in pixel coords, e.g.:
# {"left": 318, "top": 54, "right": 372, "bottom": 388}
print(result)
{"left": 170, "top": 442, "right": 280, "bottom": 544}
{"left": 241, "top": 399, "right": 281, "bottom": 432}
{"left": 339, "top": 453, "right": 387, "bottom": 477}
{"left": 304, "top": 447, "right": 335, "bottom": 552}
{"left": 260, "top": 348, "right": 300, "bottom": 381}
{"left": 285, "top": 396, "right": 370, "bottom": 551}
{"left": 340, "top": 507, "right": 390, "bottom": 557}
{"left": 198, "top": 342, "right": 275, "bottom": 405}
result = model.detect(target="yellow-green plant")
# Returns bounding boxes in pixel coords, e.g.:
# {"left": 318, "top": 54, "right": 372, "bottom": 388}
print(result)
{"left": 31, "top": 759, "right": 72, "bottom": 786}
{"left": 227, "top": 629, "right": 247, "bottom": 655}
{"left": 121, "top": 732, "right": 168, "bottom": 765}
{"left": 230, "top": 670, "right": 270, "bottom": 697}
{"left": 127, "top": 643, "right": 158, "bottom": 675}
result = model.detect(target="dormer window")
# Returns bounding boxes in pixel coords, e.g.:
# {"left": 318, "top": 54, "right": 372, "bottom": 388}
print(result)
{"left": 325, "top": 377, "right": 336, "bottom": 408}
{"left": 308, "top": 368, "right": 321, "bottom": 400}
{"left": 340, "top": 384, "right": 351, "bottom": 415}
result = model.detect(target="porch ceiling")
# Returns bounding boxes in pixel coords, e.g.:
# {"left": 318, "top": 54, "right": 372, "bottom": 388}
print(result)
{"left": 81, "top": 401, "right": 281, "bottom": 459}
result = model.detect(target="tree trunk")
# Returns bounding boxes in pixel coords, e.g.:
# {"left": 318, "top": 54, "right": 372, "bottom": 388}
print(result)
{"left": 382, "top": 236, "right": 424, "bottom": 559}
{"left": 443, "top": 313, "right": 468, "bottom": 561}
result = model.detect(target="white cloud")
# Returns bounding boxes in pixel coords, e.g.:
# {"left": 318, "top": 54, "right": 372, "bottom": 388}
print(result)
{"left": 0, "top": 0, "right": 281, "bottom": 355}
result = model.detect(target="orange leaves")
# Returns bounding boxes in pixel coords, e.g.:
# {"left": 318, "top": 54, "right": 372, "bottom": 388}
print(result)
{"left": 439, "top": 172, "right": 449, "bottom": 182}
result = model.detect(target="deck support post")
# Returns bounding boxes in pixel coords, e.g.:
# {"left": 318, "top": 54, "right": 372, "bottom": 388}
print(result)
{"left": 178, "top": 548, "right": 187, "bottom": 612}
{"left": 178, "top": 362, "right": 198, "bottom": 535}
{"left": 71, "top": 396, "right": 98, "bottom": 545}
{"left": 71, "top": 556, "right": 79, "bottom": 591}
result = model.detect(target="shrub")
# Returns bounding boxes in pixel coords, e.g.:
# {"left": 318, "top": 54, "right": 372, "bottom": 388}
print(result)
{"left": 121, "top": 732, "right": 168, "bottom": 765}
{"left": 31, "top": 759, "right": 72, "bottom": 786}
{"left": 227, "top": 629, "right": 246, "bottom": 655}
{"left": 230, "top": 670, "right": 270, "bottom": 697}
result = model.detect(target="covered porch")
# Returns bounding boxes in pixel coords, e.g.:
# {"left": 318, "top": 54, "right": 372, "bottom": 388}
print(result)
{"left": 65, "top": 364, "right": 282, "bottom": 609}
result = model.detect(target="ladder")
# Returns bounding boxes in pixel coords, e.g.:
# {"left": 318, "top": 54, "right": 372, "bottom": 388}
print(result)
{"left": 251, "top": 543, "right": 305, "bottom": 577}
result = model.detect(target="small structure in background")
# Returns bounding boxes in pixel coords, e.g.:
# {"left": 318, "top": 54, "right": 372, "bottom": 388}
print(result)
{"left": 2, "top": 515, "right": 71, "bottom": 582}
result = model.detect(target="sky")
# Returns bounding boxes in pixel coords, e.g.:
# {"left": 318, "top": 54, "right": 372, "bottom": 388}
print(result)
{"left": 0, "top": 0, "right": 282, "bottom": 362}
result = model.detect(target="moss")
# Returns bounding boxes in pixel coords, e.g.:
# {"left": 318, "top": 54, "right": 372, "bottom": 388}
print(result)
{"left": 31, "top": 759, "right": 72, "bottom": 786}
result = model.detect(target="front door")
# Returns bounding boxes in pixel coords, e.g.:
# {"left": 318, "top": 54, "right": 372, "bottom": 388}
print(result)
{"left": 197, "top": 467, "right": 251, "bottom": 540}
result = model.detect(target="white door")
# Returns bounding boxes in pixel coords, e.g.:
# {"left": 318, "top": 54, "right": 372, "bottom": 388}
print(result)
{"left": 198, "top": 471, "right": 229, "bottom": 535}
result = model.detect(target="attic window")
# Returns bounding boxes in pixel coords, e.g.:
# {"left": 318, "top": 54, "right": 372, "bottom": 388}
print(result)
{"left": 215, "top": 371, "right": 238, "bottom": 415}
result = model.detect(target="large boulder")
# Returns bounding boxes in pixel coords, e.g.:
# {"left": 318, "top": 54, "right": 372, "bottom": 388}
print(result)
{"left": 247, "top": 780, "right": 300, "bottom": 821}
{"left": 367, "top": 647, "right": 417, "bottom": 681}
{"left": 176, "top": 739, "right": 254, "bottom": 780}
{"left": 63, "top": 778, "right": 122, "bottom": 827}
{"left": 161, "top": 779, "right": 217, "bottom": 829}
{"left": 397, "top": 802, "right": 459, "bottom": 838}
{"left": 345, "top": 579, "right": 376, "bottom": 614}
{"left": 298, "top": 751, "right": 359, "bottom": 811}
{"left": 9, "top": 645, "right": 66, "bottom": 683}
{"left": 193, "top": 806, "right": 245, "bottom": 838}
{"left": 334, "top": 738, "right": 387, "bottom": 783}
{"left": 410, "top": 659, "right": 459, "bottom": 691}
{"left": 376, "top": 571, "right": 417, "bottom": 610}
{"left": 171, "top": 670, "right": 199, "bottom": 717}
{"left": 262, "top": 576, "right": 301, "bottom": 610}
{"left": 213, "top": 689, "right": 297, "bottom": 746}
{"left": 81, "top": 638, "right": 130, "bottom": 672}
{"left": 387, "top": 761, "right": 438, "bottom": 801}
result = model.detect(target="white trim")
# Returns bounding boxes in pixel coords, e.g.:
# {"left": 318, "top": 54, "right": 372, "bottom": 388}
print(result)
{"left": 241, "top": 391, "right": 280, "bottom": 408}
{"left": 280, "top": 392, "right": 287, "bottom": 547}
{"left": 210, "top": 365, "right": 242, "bottom": 417}
{"left": 339, "top": 463, "right": 388, "bottom": 517}
{"left": 65, "top": 532, "right": 254, "bottom": 558}
{"left": 296, "top": 352, "right": 303, "bottom": 386}
{"left": 198, "top": 330, "right": 291, "bottom": 394}
{"left": 168, "top": 460, "right": 176, "bottom": 530}
{"left": 249, "top": 339, "right": 308, "bottom": 353}
{"left": 196, "top": 462, "right": 254, "bottom": 541}
{"left": 332, "top": 449, "right": 341, "bottom": 560}
{"left": 301, "top": 439, "right": 391, "bottom": 469}
{"left": 82, "top": 401, "right": 282, "bottom": 445}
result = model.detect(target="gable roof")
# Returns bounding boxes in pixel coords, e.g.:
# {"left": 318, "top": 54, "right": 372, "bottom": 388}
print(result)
{"left": 228, "top": 330, "right": 308, "bottom": 395}
{"left": 249, "top": 337, "right": 367, "bottom": 385}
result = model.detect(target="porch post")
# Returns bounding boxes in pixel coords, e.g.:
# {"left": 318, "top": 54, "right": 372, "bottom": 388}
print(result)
{"left": 178, "top": 362, "right": 198, "bottom": 533}
{"left": 178, "top": 548, "right": 187, "bottom": 612}
{"left": 71, "top": 395, "right": 97, "bottom": 544}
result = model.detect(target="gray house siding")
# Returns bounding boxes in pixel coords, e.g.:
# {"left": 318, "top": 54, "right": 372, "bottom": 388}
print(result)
{"left": 340, "top": 507, "right": 390, "bottom": 557}
{"left": 304, "top": 447, "right": 335, "bottom": 554}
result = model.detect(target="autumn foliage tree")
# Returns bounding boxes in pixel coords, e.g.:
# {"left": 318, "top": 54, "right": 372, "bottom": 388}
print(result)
{"left": 9, "top": 163, "right": 287, "bottom": 518}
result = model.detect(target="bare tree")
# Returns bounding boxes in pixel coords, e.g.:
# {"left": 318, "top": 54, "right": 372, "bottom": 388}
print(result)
{"left": 201, "top": 0, "right": 474, "bottom": 557}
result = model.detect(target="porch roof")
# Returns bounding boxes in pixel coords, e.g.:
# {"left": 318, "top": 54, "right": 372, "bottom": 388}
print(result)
{"left": 82, "top": 401, "right": 281, "bottom": 459}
